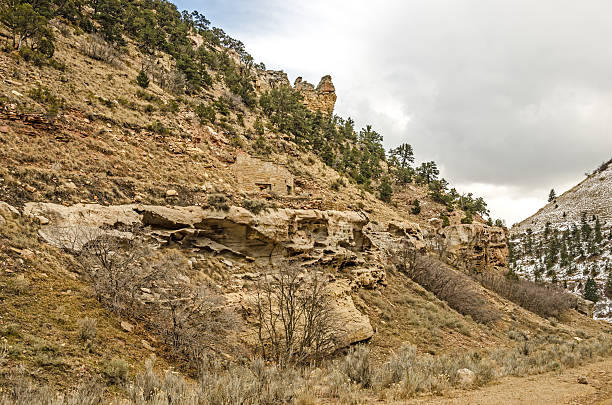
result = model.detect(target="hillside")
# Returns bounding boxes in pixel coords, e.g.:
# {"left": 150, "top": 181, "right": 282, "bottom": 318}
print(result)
{"left": 0, "top": 1, "right": 611, "bottom": 403}
{"left": 510, "top": 159, "right": 612, "bottom": 322}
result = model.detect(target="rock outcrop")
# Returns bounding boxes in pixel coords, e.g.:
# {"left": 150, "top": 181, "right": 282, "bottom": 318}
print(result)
{"left": 254, "top": 70, "right": 291, "bottom": 92}
{"left": 23, "top": 202, "right": 384, "bottom": 349}
{"left": 20, "top": 202, "right": 511, "bottom": 348}
{"left": 294, "top": 75, "right": 337, "bottom": 115}
{"left": 441, "top": 224, "right": 508, "bottom": 268}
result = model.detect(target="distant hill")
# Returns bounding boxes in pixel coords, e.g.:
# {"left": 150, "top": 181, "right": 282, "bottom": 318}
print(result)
{"left": 510, "top": 158, "right": 612, "bottom": 321}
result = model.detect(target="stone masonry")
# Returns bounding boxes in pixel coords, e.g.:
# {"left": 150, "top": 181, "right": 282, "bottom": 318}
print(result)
{"left": 232, "top": 152, "right": 294, "bottom": 196}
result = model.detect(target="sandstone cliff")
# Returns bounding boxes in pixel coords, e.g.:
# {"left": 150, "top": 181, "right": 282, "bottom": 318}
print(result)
{"left": 16, "top": 201, "right": 508, "bottom": 351}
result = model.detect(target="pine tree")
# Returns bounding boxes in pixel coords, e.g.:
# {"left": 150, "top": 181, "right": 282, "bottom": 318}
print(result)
{"left": 377, "top": 177, "right": 392, "bottom": 203}
{"left": 388, "top": 143, "right": 414, "bottom": 168}
{"left": 548, "top": 189, "right": 556, "bottom": 202}
{"left": 441, "top": 214, "right": 450, "bottom": 228}
{"left": 583, "top": 277, "right": 599, "bottom": 303}
{"left": 411, "top": 199, "right": 421, "bottom": 215}
{"left": 136, "top": 69, "right": 150, "bottom": 88}
{"left": 606, "top": 271, "right": 612, "bottom": 299}
{"left": 594, "top": 217, "right": 603, "bottom": 243}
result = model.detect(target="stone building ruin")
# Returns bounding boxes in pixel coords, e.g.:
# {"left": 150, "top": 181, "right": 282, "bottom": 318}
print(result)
{"left": 232, "top": 152, "right": 294, "bottom": 196}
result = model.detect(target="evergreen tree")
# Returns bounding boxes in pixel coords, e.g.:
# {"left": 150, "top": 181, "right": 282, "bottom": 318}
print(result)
{"left": 583, "top": 277, "right": 599, "bottom": 303}
{"left": 548, "top": 189, "right": 556, "bottom": 202}
{"left": 606, "top": 271, "right": 612, "bottom": 299}
{"left": 136, "top": 69, "right": 150, "bottom": 88}
{"left": 0, "top": 1, "right": 54, "bottom": 56}
{"left": 460, "top": 210, "right": 473, "bottom": 224}
{"left": 388, "top": 143, "right": 414, "bottom": 168}
{"left": 416, "top": 161, "right": 439, "bottom": 184}
{"left": 594, "top": 217, "right": 603, "bottom": 243}
{"left": 411, "top": 199, "right": 421, "bottom": 215}
{"left": 441, "top": 214, "right": 450, "bottom": 228}
{"left": 377, "top": 177, "right": 392, "bottom": 203}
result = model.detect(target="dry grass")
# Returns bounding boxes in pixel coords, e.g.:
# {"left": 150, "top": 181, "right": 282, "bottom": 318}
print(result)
{"left": 0, "top": 213, "right": 172, "bottom": 392}
{"left": 2, "top": 334, "right": 611, "bottom": 404}
{"left": 402, "top": 255, "right": 501, "bottom": 324}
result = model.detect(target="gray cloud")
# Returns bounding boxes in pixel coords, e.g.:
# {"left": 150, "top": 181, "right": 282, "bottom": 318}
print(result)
{"left": 179, "top": 0, "right": 612, "bottom": 224}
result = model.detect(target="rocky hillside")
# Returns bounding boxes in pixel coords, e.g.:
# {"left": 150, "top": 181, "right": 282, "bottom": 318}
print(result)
{"left": 510, "top": 159, "right": 612, "bottom": 322}
{"left": 1, "top": 1, "right": 611, "bottom": 402}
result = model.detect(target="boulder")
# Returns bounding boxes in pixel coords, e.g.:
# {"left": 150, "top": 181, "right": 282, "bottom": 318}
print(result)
{"left": 575, "top": 296, "right": 595, "bottom": 318}
{"left": 121, "top": 321, "right": 134, "bottom": 333}
{"left": 0, "top": 202, "right": 19, "bottom": 216}
{"left": 165, "top": 189, "right": 179, "bottom": 197}
{"left": 456, "top": 368, "right": 476, "bottom": 387}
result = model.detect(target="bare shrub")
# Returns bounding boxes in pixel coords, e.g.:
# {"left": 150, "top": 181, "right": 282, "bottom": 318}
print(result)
{"left": 256, "top": 263, "right": 335, "bottom": 368}
{"left": 78, "top": 317, "right": 97, "bottom": 341}
{"left": 341, "top": 345, "right": 373, "bottom": 388}
{"left": 80, "top": 34, "right": 118, "bottom": 65}
{"left": 78, "top": 230, "right": 156, "bottom": 314}
{"left": 154, "top": 281, "right": 237, "bottom": 366}
{"left": 476, "top": 272, "right": 573, "bottom": 318}
{"left": 104, "top": 357, "right": 130, "bottom": 385}
{"left": 142, "top": 56, "right": 186, "bottom": 95}
{"left": 394, "top": 248, "right": 500, "bottom": 323}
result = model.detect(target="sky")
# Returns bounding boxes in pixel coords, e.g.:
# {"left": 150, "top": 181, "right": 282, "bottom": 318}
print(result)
{"left": 176, "top": 0, "right": 612, "bottom": 226}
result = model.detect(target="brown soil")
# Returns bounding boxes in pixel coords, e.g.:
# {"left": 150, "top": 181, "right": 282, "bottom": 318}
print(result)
{"left": 406, "top": 357, "right": 612, "bottom": 405}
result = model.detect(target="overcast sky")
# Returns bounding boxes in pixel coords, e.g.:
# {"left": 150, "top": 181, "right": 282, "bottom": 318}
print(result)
{"left": 176, "top": 0, "right": 612, "bottom": 225}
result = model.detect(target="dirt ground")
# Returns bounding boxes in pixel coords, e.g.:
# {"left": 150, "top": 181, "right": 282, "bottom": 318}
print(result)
{"left": 404, "top": 358, "right": 612, "bottom": 405}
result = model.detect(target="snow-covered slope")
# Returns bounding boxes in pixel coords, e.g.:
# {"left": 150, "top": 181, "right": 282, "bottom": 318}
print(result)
{"left": 513, "top": 160, "right": 612, "bottom": 234}
{"left": 510, "top": 158, "right": 612, "bottom": 322}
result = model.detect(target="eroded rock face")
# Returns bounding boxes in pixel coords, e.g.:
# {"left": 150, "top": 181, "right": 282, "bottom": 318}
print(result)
{"left": 254, "top": 70, "right": 291, "bottom": 92}
{"left": 294, "top": 75, "right": 337, "bottom": 115}
{"left": 19, "top": 202, "right": 511, "bottom": 348}
{"left": 441, "top": 224, "right": 508, "bottom": 268}
{"left": 23, "top": 202, "right": 381, "bottom": 348}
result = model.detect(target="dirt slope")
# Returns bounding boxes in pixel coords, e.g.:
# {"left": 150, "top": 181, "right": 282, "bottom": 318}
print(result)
{"left": 410, "top": 357, "right": 612, "bottom": 405}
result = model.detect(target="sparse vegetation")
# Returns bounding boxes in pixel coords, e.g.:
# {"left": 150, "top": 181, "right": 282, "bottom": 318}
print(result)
{"left": 256, "top": 264, "right": 335, "bottom": 368}
{"left": 476, "top": 271, "right": 574, "bottom": 319}
{"left": 392, "top": 246, "right": 501, "bottom": 323}
{"left": 207, "top": 195, "right": 230, "bottom": 211}
{"left": 242, "top": 198, "right": 269, "bottom": 214}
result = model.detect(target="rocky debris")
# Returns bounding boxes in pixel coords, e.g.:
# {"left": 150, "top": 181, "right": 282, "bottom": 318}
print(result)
{"left": 142, "top": 340, "right": 155, "bottom": 351}
{"left": 457, "top": 368, "right": 476, "bottom": 387}
{"left": 0, "top": 202, "right": 20, "bottom": 216}
{"left": 294, "top": 75, "right": 337, "bottom": 115}
{"left": 121, "top": 321, "right": 134, "bottom": 333}
{"left": 0, "top": 104, "right": 55, "bottom": 130}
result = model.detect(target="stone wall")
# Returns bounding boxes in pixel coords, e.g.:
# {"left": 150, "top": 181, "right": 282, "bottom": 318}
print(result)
{"left": 232, "top": 152, "right": 294, "bottom": 196}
